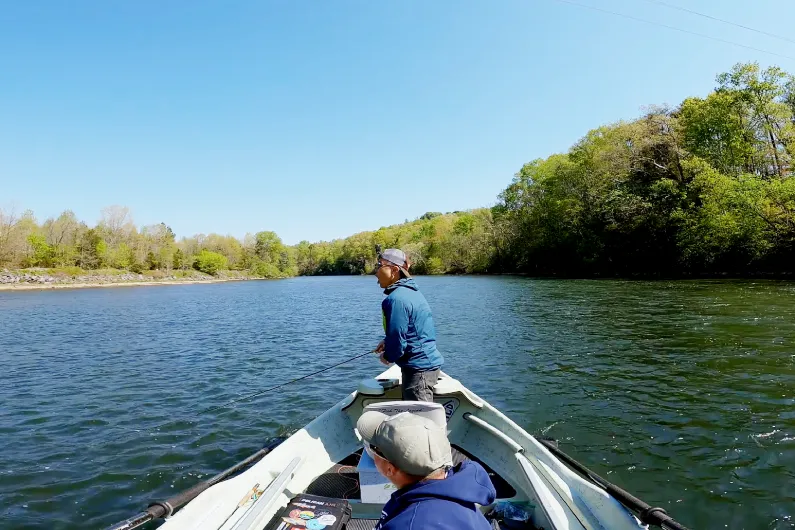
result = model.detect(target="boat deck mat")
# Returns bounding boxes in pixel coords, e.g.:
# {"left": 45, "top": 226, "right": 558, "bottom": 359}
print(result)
{"left": 305, "top": 446, "right": 516, "bottom": 500}
{"left": 345, "top": 519, "right": 380, "bottom": 530}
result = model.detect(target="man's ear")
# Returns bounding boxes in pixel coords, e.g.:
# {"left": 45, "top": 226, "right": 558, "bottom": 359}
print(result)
{"left": 382, "top": 460, "right": 399, "bottom": 479}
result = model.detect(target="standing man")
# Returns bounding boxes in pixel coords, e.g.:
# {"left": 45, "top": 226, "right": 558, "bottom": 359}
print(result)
{"left": 374, "top": 248, "right": 443, "bottom": 401}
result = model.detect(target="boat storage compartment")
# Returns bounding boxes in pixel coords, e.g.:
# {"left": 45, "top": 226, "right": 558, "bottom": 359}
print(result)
{"left": 264, "top": 493, "right": 351, "bottom": 530}
{"left": 357, "top": 451, "right": 397, "bottom": 503}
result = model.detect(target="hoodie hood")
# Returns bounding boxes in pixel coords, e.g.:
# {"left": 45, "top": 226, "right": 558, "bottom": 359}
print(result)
{"left": 395, "top": 461, "right": 496, "bottom": 507}
{"left": 384, "top": 277, "right": 419, "bottom": 295}
{"left": 375, "top": 461, "right": 496, "bottom": 530}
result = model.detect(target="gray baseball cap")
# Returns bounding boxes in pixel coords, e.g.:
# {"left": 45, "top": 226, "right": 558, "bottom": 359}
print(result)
{"left": 379, "top": 248, "right": 411, "bottom": 278}
{"left": 357, "top": 411, "right": 452, "bottom": 476}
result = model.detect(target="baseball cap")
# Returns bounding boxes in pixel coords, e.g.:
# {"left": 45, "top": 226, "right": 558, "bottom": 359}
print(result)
{"left": 379, "top": 248, "right": 411, "bottom": 278}
{"left": 356, "top": 411, "right": 453, "bottom": 476}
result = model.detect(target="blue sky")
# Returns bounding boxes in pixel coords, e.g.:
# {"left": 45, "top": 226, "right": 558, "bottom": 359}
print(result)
{"left": 1, "top": 1, "right": 793, "bottom": 244}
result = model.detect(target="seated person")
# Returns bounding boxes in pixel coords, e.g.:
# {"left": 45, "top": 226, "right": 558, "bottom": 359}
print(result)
{"left": 357, "top": 410, "right": 496, "bottom": 530}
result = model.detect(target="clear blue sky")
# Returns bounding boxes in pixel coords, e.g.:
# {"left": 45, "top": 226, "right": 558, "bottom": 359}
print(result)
{"left": 1, "top": 1, "right": 793, "bottom": 244}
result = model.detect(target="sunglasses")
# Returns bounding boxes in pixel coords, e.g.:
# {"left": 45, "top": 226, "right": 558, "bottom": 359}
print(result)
{"left": 375, "top": 261, "right": 397, "bottom": 271}
{"left": 364, "top": 441, "right": 388, "bottom": 461}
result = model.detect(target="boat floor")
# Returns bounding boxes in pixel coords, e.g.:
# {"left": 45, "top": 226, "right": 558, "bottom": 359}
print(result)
{"left": 344, "top": 520, "right": 381, "bottom": 530}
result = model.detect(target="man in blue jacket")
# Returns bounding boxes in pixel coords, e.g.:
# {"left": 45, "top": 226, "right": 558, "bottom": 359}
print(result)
{"left": 357, "top": 410, "right": 496, "bottom": 530}
{"left": 374, "top": 248, "right": 444, "bottom": 401}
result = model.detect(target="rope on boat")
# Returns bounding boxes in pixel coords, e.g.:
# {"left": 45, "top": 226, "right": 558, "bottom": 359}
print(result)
{"left": 202, "top": 350, "right": 375, "bottom": 413}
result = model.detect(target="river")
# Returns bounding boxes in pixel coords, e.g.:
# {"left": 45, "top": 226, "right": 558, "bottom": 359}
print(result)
{"left": 1, "top": 276, "right": 793, "bottom": 529}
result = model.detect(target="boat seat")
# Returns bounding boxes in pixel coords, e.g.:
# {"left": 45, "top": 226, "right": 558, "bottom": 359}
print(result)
{"left": 361, "top": 400, "right": 446, "bottom": 426}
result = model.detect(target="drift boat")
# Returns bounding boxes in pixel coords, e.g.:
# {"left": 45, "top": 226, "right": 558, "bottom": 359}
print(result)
{"left": 107, "top": 366, "right": 688, "bottom": 530}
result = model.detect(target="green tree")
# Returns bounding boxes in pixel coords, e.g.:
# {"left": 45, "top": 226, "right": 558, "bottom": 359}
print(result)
{"left": 193, "top": 250, "right": 228, "bottom": 276}
{"left": 717, "top": 63, "right": 794, "bottom": 177}
{"left": 76, "top": 229, "right": 105, "bottom": 270}
{"left": 146, "top": 251, "right": 160, "bottom": 270}
{"left": 173, "top": 248, "right": 185, "bottom": 270}
{"left": 25, "top": 234, "right": 55, "bottom": 267}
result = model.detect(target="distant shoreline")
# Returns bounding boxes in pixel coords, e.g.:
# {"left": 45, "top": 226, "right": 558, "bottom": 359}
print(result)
{"left": 0, "top": 277, "right": 254, "bottom": 291}
{"left": 3, "top": 271, "right": 793, "bottom": 292}
{"left": 0, "top": 268, "right": 267, "bottom": 292}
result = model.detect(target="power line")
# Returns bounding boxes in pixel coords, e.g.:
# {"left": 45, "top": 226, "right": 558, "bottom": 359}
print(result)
{"left": 642, "top": 0, "right": 795, "bottom": 46}
{"left": 550, "top": 0, "right": 795, "bottom": 62}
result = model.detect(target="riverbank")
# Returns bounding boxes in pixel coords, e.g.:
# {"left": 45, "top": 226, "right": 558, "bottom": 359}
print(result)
{"left": 0, "top": 268, "right": 259, "bottom": 291}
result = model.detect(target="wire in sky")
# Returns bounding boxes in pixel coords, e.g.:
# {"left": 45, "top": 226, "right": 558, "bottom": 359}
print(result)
{"left": 550, "top": 0, "right": 795, "bottom": 62}
{"left": 642, "top": 0, "right": 795, "bottom": 46}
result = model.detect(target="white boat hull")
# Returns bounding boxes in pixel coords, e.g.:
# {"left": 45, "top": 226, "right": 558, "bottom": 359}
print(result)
{"left": 159, "top": 367, "right": 645, "bottom": 530}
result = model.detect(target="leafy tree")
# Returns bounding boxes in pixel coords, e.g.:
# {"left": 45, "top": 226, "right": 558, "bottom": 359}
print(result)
{"left": 1, "top": 62, "right": 792, "bottom": 279}
{"left": 146, "top": 251, "right": 160, "bottom": 270}
{"left": 173, "top": 248, "right": 185, "bottom": 270}
{"left": 193, "top": 250, "right": 227, "bottom": 276}
{"left": 76, "top": 229, "right": 105, "bottom": 270}
{"left": 25, "top": 234, "right": 55, "bottom": 267}
{"left": 420, "top": 212, "right": 442, "bottom": 220}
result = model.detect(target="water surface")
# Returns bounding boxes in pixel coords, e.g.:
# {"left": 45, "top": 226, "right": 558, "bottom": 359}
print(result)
{"left": 1, "top": 277, "right": 793, "bottom": 529}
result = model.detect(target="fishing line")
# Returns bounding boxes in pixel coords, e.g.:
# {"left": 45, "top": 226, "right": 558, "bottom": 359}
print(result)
{"left": 202, "top": 350, "right": 375, "bottom": 413}
{"left": 549, "top": 0, "right": 795, "bottom": 61}
{"left": 641, "top": 0, "right": 795, "bottom": 46}
{"left": 69, "top": 349, "right": 379, "bottom": 454}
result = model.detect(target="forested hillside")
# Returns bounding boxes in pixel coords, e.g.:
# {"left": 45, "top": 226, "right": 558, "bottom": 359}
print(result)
{"left": 2, "top": 62, "right": 793, "bottom": 278}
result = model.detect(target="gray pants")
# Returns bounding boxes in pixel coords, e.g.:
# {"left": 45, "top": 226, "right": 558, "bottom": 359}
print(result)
{"left": 401, "top": 368, "right": 440, "bottom": 401}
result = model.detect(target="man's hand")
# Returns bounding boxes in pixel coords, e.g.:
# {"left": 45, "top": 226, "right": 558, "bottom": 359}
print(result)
{"left": 374, "top": 340, "right": 385, "bottom": 353}
{"left": 379, "top": 353, "right": 391, "bottom": 366}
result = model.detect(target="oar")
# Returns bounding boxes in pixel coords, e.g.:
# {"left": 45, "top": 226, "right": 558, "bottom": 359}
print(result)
{"left": 103, "top": 438, "right": 284, "bottom": 530}
{"left": 537, "top": 438, "right": 690, "bottom": 530}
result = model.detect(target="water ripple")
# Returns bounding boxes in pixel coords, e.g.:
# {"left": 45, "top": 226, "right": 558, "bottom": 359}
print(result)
{"left": 1, "top": 277, "right": 794, "bottom": 529}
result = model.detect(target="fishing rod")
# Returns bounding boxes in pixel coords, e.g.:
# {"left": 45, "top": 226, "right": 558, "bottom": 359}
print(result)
{"left": 104, "top": 349, "right": 377, "bottom": 530}
{"left": 104, "top": 438, "right": 285, "bottom": 530}
{"left": 202, "top": 350, "right": 375, "bottom": 413}
{"left": 88, "top": 349, "right": 378, "bottom": 452}
{"left": 537, "top": 438, "right": 690, "bottom": 530}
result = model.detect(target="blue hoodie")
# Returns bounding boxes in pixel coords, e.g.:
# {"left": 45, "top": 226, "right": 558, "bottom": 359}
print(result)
{"left": 374, "top": 461, "right": 497, "bottom": 530}
{"left": 382, "top": 278, "right": 444, "bottom": 371}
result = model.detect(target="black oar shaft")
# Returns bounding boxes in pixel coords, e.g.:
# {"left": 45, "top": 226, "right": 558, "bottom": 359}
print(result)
{"left": 537, "top": 438, "right": 690, "bottom": 530}
{"left": 104, "top": 439, "right": 283, "bottom": 530}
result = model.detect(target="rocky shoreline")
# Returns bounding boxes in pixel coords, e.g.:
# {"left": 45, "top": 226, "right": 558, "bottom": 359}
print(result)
{"left": 0, "top": 269, "right": 257, "bottom": 290}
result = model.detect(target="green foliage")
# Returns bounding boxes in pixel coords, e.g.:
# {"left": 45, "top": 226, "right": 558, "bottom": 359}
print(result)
{"left": 76, "top": 229, "right": 105, "bottom": 270}
{"left": 193, "top": 249, "right": 229, "bottom": 276}
{"left": 299, "top": 209, "right": 496, "bottom": 276}
{"left": 107, "top": 242, "right": 135, "bottom": 270}
{"left": 250, "top": 260, "right": 283, "bottom": 278}
{"left": 486, "top": 62, "right": 795, "bottom": 276}
{"left": 146, "top": 251, "right": 160, "bottom": 270}
{"left": 25, "top": 233, "right": 55, "bottom": 267}
{"left": 193, "top": 250, "right": 228, "bottom": 276}
{"left": 173, "top": 248, "right": 184, "bottom": 270}
{"left": 1, "top": 62, "right": 792, "bottom": 279}
{"left": 420, "top": 212, "right": 442, "bottom": 220}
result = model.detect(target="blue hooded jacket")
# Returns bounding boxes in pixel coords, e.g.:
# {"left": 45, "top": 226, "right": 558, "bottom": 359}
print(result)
{"left": 374, "top": 461, "right": 497, "bottom": 530}
{"left": 382, "top": 278, "right": 444, "bottom": 371}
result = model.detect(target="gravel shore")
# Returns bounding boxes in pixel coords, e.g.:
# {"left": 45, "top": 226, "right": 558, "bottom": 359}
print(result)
{"left": 0, "top": 269, "right": 257, "bottom": 291}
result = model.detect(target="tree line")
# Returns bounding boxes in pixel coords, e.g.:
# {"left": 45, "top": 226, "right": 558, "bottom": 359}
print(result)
{"left": 493, "top": 62, "right": 794, "bottom": 276}
{"left": 0, "top": 203, "right": 493, "bottom": 278}
{"left": 0, "top": 205, "right": 299, "bottom": 278}
{"left": 1, "top": 62, "right": 793, "bottom": 278}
